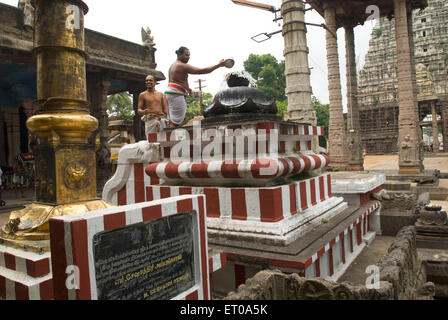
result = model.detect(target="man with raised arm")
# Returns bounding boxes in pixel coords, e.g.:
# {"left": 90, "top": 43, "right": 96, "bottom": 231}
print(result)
{"left": 165, "top": 46, "right": 226, "bottom": 126}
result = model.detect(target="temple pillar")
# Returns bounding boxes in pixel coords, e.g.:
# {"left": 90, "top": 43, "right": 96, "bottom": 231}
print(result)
{"left": 87, "top": 73, "right": 111, "bottom": 194}
{"left": 281, "top": 0, "right": 318, "bottom": 152}
{"left": 344, "top": 23, "right": 363, "bottom": 171}
{"left": 4, "top": 108, "right": 20, "bottom": 166}
{"left": 0, "top": 110, "right": 5, "bottom": 166}
{"left": 431, "top": 101, "right": 439, "bottom": 152}
{"left": 324, "top": 2, "right": 347, "bottom": 169}
{"left": 442, "top": 102, "right": 448, "bottom": 152}
{"left": 394, "top": 0, "right": 423, "bottom": 173}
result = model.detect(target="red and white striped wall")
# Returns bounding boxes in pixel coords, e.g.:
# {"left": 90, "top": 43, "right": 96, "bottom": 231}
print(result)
{"left": 224, "top": 201, "right": 381, "bottom": 286}
{"left": 112, "top": 174, "right": 332, "bottom": 223}
{"left": 0, "top": 245, "right": 53, "bottom": 300}
{"left": 49, "top": 195, "right": 210, "bottom": 300}
{"left": 148, "top": 122, "right": 324, "bottom": 144}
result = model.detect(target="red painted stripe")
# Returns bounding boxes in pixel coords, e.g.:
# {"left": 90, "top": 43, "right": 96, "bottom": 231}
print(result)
{"left": 198, "top": 196, "right": 209, "bottom": 300}
{"left": 307, "top": 140, "right": 312, "bottom": 150}
{"left": 356, "top": 223, "right": 362, "bottom": 245}
{"left": 320, "top": 127, "right": 325, "bottom": 136}
{"left": 117, "top": 185, "right": 127, "bottom": 205}
{"left": 142, "top": 204, "right": 162, "bottom": 221}
{"left": 160, "top": 186, "right": 171, "bottom": 199}
{"left": 49, "top": 219, "right": 69, "bottom": 300}
{"left": 280, "top": 141, "right": 286, "bottom": 153}
{"left": 220, "top": 252, "right": 227, "bottom": 267}
{"left": 299, "top": 181, "right": 308, "bottom": 211}
{"left": 186, "top": 290, "right": 198, "bottom": 300}
{"left": 221, "top": 161, "right": 240, "bottom": 179}
{"left": 289, "top": 184, "right": 297, "bottom": 215}
{"left": 349, "top": 229, "right": 354, "bottom": 253}
{"left": 147, "top": 133, "right": 158, "bottom": 142}
{"left": 315, "top": 258, "right": 321, "bottom": 277}
{"left": 15, "top": 282, "right": 29, "bottom": 300}
{"left": 327, "top": 174, "right": 332, "bottom": 197}
{"left": 310, "top": 178, "right": 317, "bottom": 206}
{"left": 328, "top": 247, "right": 334, "bottom": 276}
{"left": 311, "top": 155, "right": 322, "bottom": 169}
{"left": 231, "top": 189, "right": 247, "bottom": 220}
{"left": 134, "top": 163, "right": 145, "bottom": 203}
{"left": 145, "top": 163, "right": 159, "bottom": 178}
{"left": 150, "top": 176, "right": 160, "bottom": 185}
{"left": 304, "top": 126, "right": 309, "bottom": 135}
{"left": 301, "top": 156, "right": 312, "bottom": 171}
{"left": 317, "top": 247, "right": 325, "bottom": 257}
{"left": 165, "top": 162, "right": 182, "bottom": 179}
{"left": 313, "top": 126, "right": 318, "bottom": 135}
{"left": 146, "top": 186, "right": 154, "bottom": 201}
{"left": 295, "top": 141, "right": 301, "bottom": 152}
{"left": 293, "top": 125, "right": 299, "bottom": 135}
{"left": 103, "top": 211, "right": 126, "bottom": 231}
{"left": 268, "top": 258, "right": 306, "bottom": 270}
{"left": 0, "top": 276, "right": 5, "bottom": 299}
{"left": 39, "top": 279, "right": 54, "bottom": 300}
{"left": 234, "top": 264, "right": 246, "bottom": 289}
{"left": 340, "top": 232, "right": 346, "bottom": 264}
{"left": 204, "top": 188, "right": 220, "bottom": 218}
{"left": 191, "top": 162, "right": 210, "bottom": 178}
{"left": 260, "top": 188, "right": 283, "bottom": 222}
{"left": 26, "top": 259, "right": 50, "bottom": 278}
{"left": 71, "top": 220, "right": 91, "bottom": 300}
{"left": 367, "top": 213, "right": 371, "bottom": 232}
{"left": 179, "top": 187, "right": 192, "bottom": 195}
{"left": 4, "top": 253, "right": 16, "bottom": 270}
{"left": 319, "top": 176, "right": 326, "bottom": 202}
{"left": 177, "top": 198, "right": 193, "bottom": 213}
{"left": 164, "top": 147, "right": 170, "bottom": 159}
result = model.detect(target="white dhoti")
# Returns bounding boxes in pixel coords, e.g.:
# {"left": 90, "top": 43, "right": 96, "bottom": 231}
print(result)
{"left": 165, "top": 83, "right": 188, "bottom": 126}
{"left": 141, "top": 115, "right": 167, "bottom": 136}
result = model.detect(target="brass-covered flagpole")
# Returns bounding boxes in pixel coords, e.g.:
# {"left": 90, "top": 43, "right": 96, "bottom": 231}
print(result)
{"left": 0, "top": 0, "right": 113, "bottom": 252}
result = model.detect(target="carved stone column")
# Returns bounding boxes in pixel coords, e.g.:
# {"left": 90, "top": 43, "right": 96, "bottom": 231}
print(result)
{"left": 394, "top": 0, "right": 423, "bottom": 173}
{"left": 324, "top": 3, "right": 347, "bottom": 169}
{"left": 4, "top": 109, "right": 20, "bottom": 166}
{"left": 87, "top": 73, "right": 111, "bottom": 194}
{"left": 0, "top": 110, "right": 6, "bottom": 166}
{"left": 281, "top": 0, "right": 318, "bottom": 152}
{"left": 443, "top": 102, "right": 448, "bottom": 152}
{"left": 344, "top": 23, "right": 363, "bottom": 171}
{"left": 431, "top": 101, "right": 439, "bottom": 152}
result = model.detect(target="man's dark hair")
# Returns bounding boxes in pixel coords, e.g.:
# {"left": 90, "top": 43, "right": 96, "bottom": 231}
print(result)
{"left": 175, "top": 46, "right": 188, "bottom": 56}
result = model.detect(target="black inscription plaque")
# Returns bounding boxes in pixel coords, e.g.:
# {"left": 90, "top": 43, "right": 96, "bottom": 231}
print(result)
{"left": 93, "top": 212, "right": 195, "bottom": 300}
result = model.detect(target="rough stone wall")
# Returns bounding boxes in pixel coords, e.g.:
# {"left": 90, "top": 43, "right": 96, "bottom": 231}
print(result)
{"left": 224, "top": 226, "right": 434, "bottom": 300}
{"left": 357, "top": 0, "right": 448, "bottom": 154}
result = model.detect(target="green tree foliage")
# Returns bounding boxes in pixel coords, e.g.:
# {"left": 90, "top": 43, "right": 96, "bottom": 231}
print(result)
{"left": 185, "top": 92, "right": 213, "bottom": 123}
{"left": 106, "top": 92, "right": 134, "bottom": 121}
{"left": 312, "top": 96, "right": 329, "bottom": 148}
{"left": 243, "top": 54, "right": 286, "bottom": 101}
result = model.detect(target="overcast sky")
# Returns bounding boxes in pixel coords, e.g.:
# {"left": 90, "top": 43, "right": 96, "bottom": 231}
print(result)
{"left": 2, "top": 0, "right": 376, "bottom": 107}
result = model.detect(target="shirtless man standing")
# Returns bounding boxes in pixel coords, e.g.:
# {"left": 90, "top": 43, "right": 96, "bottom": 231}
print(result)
{"left": 165, "top": 46, "right": 226, "bottom": 126}
{"left": 138, "top": 75, "right": 166, "bottom": 136}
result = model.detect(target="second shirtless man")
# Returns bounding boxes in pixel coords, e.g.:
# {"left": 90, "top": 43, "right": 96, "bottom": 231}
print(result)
{"left": 138, "top": 75, "right": 167, "bottom": 137}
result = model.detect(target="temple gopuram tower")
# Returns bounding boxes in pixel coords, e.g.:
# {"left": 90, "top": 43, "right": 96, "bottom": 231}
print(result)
{"left": 358, "top": 0, "right": 448, "bottom": 155}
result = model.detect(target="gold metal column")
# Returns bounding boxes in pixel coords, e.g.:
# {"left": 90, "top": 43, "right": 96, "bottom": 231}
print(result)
{"left": 0, "top": 0, "right": 113, "bottom": 252}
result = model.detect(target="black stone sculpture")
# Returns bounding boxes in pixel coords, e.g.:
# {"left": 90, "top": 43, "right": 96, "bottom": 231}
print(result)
{"left": 202, "top": 72, "right": 279, "bottom": 124}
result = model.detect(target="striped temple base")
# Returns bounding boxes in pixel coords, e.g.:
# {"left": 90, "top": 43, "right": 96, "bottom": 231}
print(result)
{"left": 222, "top": 201, "right": 381, "bottom": 290}
{"left": 0, "top": 244, "right": 53, "bottom": 300}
